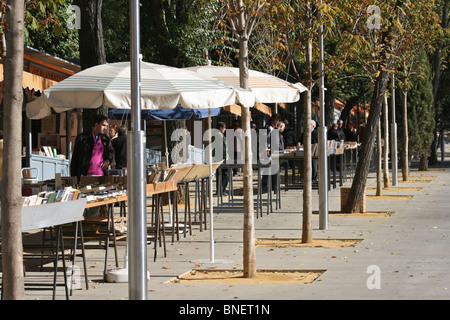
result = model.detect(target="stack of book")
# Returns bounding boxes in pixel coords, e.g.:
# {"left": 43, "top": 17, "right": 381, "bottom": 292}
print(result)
{"left": 77, "top": 183, "right": 127, "bottom": 202}
{"left": 22, "top": 186, "right": 81, "bottom": 207}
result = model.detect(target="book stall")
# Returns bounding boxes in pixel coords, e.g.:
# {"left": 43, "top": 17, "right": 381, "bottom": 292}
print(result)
{"left": 1, "top": 157, "right": 224, "bottom": 298}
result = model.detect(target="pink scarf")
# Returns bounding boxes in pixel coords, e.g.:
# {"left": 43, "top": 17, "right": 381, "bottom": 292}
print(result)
{"left": 87, "top": 133, "right": 104, "bottom": 175}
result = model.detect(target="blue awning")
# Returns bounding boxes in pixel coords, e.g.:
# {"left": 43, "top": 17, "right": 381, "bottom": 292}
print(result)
{"left": 108, "top": 105, "right": 221, "bottom": 120}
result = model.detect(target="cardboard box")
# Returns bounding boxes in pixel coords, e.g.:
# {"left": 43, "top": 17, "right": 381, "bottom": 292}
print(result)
{"left": 41, "top": 114, "right": 57, "bottom": 133}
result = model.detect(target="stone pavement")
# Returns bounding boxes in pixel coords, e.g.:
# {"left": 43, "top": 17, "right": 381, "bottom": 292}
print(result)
{"left": 16, "top": 149, "right": 450, "bottom": 301}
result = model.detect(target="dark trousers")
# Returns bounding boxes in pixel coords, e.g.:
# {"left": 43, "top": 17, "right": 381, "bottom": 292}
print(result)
{"left": 312, "top": 158, "right": 318, "bottom": 180}
{"left": 216, "top": 166, "right": 230, "bottom": 193}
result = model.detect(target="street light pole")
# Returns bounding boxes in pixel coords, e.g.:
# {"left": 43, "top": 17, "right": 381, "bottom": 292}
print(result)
{"left": 391, "top": 74, "right": 398, "bottom": 186}
{"left": 318, "top": 0, "right": 328, "bottom": 230}
{"left": 128, "top": 0, "right": 148, "bottom": 300}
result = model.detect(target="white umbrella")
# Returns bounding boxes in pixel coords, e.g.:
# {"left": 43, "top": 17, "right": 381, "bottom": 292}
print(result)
{"left": 185, "top": 65, "right": 309, "bottom": 266}
{"left": 184, "top": 65, "right": 307, "bottom": 104}
{"left": 25, "top": 61, "right": 255, "bottom": 266}
{"left": 26, "top": 61, "right": 255, "bottom": 119}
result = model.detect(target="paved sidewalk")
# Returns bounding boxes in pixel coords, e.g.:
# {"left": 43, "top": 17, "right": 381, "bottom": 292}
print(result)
{"left": 17, "top": 149, "right": 450, "bottom": 301}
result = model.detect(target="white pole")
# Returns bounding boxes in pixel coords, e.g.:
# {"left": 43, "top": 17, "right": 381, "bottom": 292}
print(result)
{"left": 391, "top": 74, "right": 398, "bottom": 186}
{"left": 194, "top": 109, "right": 233, "bottom": 265}
{"left": 128, "top": 0, "right": 147, "bottom": 300}
{"left": 318, "top": 0, "right": 329, "bottom": 230}
{"left": 208, "top": 109, "right": 215, "bottom": 262}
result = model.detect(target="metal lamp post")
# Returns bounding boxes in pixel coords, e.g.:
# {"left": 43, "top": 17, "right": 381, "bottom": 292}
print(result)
{"left": 128, "top": 0, "right": 148, "bottom": 300}
{"left": 318, "top": 0, "right": 329, "bottom": 230}
{"left": 391, "top": 74, "right": 398, "bottom": 186}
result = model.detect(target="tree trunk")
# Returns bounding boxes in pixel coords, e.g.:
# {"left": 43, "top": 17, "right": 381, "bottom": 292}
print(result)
{"left": 342, "top": 0, "right": 406, "bottom": 213}
{"left": 235, "top": 0, "right": 256, "bottom": 279}
{"left": 241, "top": 104, "right": 255, "bottom": 278}
{"left": 74, "top": 0, "right": 107, "bottom": 132}
{"left": 383, "top": 95, "right": 390, "bottom": 188}
{"left": 340, "top": 96, "right": 359, "bottom": 125}
{"left": 401, "top": 89, "right": 409, "bottom": 181}
{"left": 324, "top": 81, "right": 335, "bottom": 125}
{"left": 302, "top": 32, "right": 313, "bottom": 244}
{"left": 1, "top": 0, "right": 25, "bottom": 300}
{"left": 419, "top": 154, "right": 428, "bottom": 171}
{"left": 144, "top": 0, "right": 180, "bottom": 66}
{"left": 376, "top": 120, "right": 383, "bottom": 196}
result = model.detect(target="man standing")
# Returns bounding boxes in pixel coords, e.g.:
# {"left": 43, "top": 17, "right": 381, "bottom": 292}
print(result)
{"left": 70, "top": 114, "right": 115, "bottom": 181}
{"left": 215, "top": 122, "right": 230, "bottom": 196}
{"left": 277, "top": 121, "right": 286, "bottom": 152}
{"left": 262, "top": 114, "right": 281, "bottom": 188}
{"left": 282, "top": 119, "right": 296, "bottom": 148}
{"left": 111, "top": 125, "right": 127, "bottom": 169}
{"left": 310, "top": 120, "right": 319, "bottom": 180}
{"left": 231, "top": 119, "right": 243, "bottom": 175}
{"left": 299, "top": 119, "right": 319, "bottom": 180}
{"left": 337, "top": 119, "right": 346, "bottom": 142}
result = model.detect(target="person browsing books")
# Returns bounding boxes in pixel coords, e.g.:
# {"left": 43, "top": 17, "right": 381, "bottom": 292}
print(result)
{"left": 70, "top": 114, "right": 115, "bottom": 181}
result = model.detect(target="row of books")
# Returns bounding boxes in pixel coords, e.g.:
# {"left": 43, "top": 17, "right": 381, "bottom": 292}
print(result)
{"left": 22, "top": 186, "right": 80, "bottom": 207}
{"left": 36, "top": 145, "right": 66, "bottom": 159}
{"left": 147, "top": 169, "right": 178, "bottom": 184}
{"left": 78, "top": 183, "right": 126, "bottom": 202}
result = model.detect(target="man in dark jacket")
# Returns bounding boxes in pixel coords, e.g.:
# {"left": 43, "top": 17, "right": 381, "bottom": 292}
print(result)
{"left": 282, "top": 119, "right": 296, "bottom": 148}
{"left": 70, "top": 114, "right": 114, "bottom": 181}
{"left": 112, "top": 125, "right": 127, "bottom": 169}
{"left": 299, "top": 119, "right": 319, "bottom": 180}
{"left": 336, "top": 119, "right": 346, "bottom": 141}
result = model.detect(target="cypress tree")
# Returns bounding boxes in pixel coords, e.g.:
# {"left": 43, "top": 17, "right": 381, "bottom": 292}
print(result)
{"left": 407, "top": 51, "right": 435, "bottom": 171}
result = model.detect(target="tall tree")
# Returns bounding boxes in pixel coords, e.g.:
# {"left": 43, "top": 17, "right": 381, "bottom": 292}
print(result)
{"left": 343, "top": 0, "right": 407, "bottom": 213}
{"left": 258, "top": 0, "right": 336, "bottom": 242}
{"left": 73, "top": 0, "right": 106, "bottom": 132}
{"left": 1, "top": 0, "right": 25, "bottom": 300}
{"left": 394, "top": 0, "right": 441, "bottom": 180}
{"left": 383, "top": 95, "right": 390, "bottom": 187}
{"left": 0, "top": 0, "right": 74, "bottom": 299}
{"left": 301, "top": 1, "right": 313, "bottom": 243}
{"left": 102, "top": 0, "right": 129, "bottom": 62}
{"left": 217, "top": 0, "right": 267, "bottom": 279}
{"left": 142, "top": 0, "right": 220, "bottom": 67}
{"left": 407, "top": 51, "right": 435, "bottom": 171}
{"left": 430, "top": 0, "right": 449, "bottom": 165}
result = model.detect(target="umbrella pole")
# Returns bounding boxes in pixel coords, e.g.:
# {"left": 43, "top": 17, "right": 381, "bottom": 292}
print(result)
{"left": 208, "top": 109, "right": 215, "bottom": 262}
{"left": 164, "top": 120, "right": 169, "bottom": 169}
{"left": 192, "top": 109, "right": 232, "bottom": 265}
